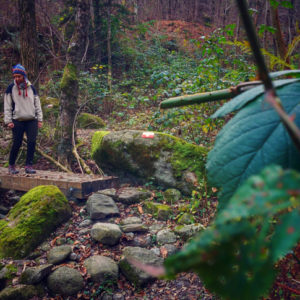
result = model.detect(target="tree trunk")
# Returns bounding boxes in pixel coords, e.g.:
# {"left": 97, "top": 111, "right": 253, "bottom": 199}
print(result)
{"left": 92, "top": 0, "right": 102, "bottom": 62}
{"left": 270, "top": 2, "right": 289, "bottom": 64}
{"left": 18, "top": 0, "right": 39, "bottom": 91}
{"left": 58, "top": 0, "right": 90, "bottom": 165}
{"left": 107, "top": 0, "right": 112, "bottom": 93}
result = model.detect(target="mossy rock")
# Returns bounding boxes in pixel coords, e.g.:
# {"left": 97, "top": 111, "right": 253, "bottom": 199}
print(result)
{"left": 177, "top": 213, "right": 195, "bottom": 225}
{"left": 0, "top": 185, "right": 71, "bottom": 259}
{"left": 143, "top": 201, "right": 172, "bottom": 221}
{"left": 164, "top": 189, "right": 181, "bottom": 204}
{"left": 77, "top": 112, "right": 106, "bottom": 129}
{"left": 0, "top": 264, "right": 17, "bottom": 290}
{"left": 91, "top": 130, "right": 208, "bottom": 194}
{"left": 0, "top": 284, "right": 44, "bottom": 300}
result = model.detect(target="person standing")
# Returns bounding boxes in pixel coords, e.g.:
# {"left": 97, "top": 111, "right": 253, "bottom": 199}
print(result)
{"left": 4, "top": 64, "right": 43, "bottom": 174}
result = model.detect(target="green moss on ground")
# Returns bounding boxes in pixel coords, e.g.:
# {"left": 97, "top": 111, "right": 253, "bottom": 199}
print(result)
{"left": 0, "top": 185, "right": 71, "bottom": 259}
{"left": 77, "top": 112, "right": 106, "bottom": 129}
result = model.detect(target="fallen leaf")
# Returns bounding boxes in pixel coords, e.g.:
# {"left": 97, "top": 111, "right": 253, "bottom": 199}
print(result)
{"left": 160, "top": 246, "right": 168, "bottom": 258}
{"left": 66, "top": 232, "right": 75, "bottom": 238}
{"left": 138, "top": 205, "right": 144, "bottom": 214}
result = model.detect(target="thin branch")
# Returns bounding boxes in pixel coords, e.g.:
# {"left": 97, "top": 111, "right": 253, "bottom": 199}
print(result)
{"left": 236, "top": 0, "right": 300, "bottom": 151}
{"left": 24, "top": 137, "right": 72, "bottom": 173}
{"left": 81, "top": 37, "right": 90, "bottom": 64}
{"left": 235, "top": 0, "right": 274, "bottom": 90}
{"left": 72, "top": 96, "right": 105, "bottom": 175}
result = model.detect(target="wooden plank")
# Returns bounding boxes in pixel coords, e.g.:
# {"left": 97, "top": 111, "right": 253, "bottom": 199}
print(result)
{"left": 0, "top": 167, "right": 118, "bottom": 199}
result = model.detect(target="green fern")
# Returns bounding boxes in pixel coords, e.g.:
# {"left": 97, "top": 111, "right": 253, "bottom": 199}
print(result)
{"left": 225, "top": 39, "right": 294, "bottom": 70}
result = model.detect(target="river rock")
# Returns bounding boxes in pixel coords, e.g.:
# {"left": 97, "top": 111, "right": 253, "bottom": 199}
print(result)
{"left": 116, "top": 187, "right": 151, "bottom": 205}
{"left": 86, "top": 193, "right": 119, "bottom": 220}
{"left": 84, "top": 255, "right": 118, "bottom": 283}
{"left": 164, "top": 189, "right": 181, "bottom": 204}
{"left": 160, "top": 244, "right": 177, "bottom": 257}
{"left": 0, "top": 284, "right": 43, "bottom": 300}
{"left": 156, "top": 229, "right": 177, "bottom": 245}
{"left": 177, "top": 213, "right": 195, "bottom": 225}
{"left": 47, "top": 245, "right": 72, "bottom": 265}
{"left": 120, "top": 217, "right": 142, "bottom": 225}
{"left": 91, "top": 223, "right": 122, "bottom": 246}
{"left": 19, "top": 264, "right": 53, "bottom": 284}
{"left": 132, "top": 235, "right": 152, "bottom": 248}
{"left": 143, "top": 202, "right": 172, "bottom": 221}
{"left": 173, "top": 223, "right": 205, "bottom": 241}
{"left": 149, "top": 223, "right": 165, "bottom": 234}
{"left": 47, "top": 266, "right": 84, "bottom": 296}
{"left": 79, "top": 219, "right": 93, "bottom": 228}
{"left": 119, "top": 247, "right": 163, "bottom": 287}
{"left": 97, "top": 188, "right": 117, "bottom": 199}
{"left": 121, "top": 223, "right": 148, "bottom": 233}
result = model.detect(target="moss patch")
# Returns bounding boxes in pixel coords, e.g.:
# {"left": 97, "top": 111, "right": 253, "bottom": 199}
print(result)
{"left": 0, "top": 185, "right": 71, "bottom": 259}
{"left": 91, "top": 131, "right": 110, "bottom": 156}
{"left": 77, "top": 112, "right": 106, "bottom": 129}
{"left": 177, "top": 213, "right": 195, "bottom": 225}
{"left": 143, "top": 201, "right": 172, "bottom": 220}
{"left": 60, "top": 63, "right": 77, "bottom": 91}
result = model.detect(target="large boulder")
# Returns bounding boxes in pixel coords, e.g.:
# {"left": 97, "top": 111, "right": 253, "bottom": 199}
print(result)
{"left": 0, "top": 185, "right": 71, "bottom": 259}
{"left": 91, "top": 130, "right": 208, "bottom": 194}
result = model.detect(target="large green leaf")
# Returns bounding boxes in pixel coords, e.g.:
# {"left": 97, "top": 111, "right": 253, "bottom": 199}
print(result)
{"left": 207, "top": 81, "right": 300, "bottom": 205}
{"left": 164, "top": 166, "right": 300, "bottom": 300}
{"left": 212, "top": 78, "right": 300, "bottom": 118}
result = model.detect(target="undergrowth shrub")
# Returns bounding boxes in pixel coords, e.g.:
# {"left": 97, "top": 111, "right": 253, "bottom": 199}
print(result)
{"left": 162, "top": 70, "right": 300, "bottom": 300}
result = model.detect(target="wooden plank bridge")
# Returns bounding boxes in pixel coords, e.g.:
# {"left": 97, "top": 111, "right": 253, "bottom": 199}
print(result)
{"left": 0, "top": 167, "right": 118, "bottom": 199}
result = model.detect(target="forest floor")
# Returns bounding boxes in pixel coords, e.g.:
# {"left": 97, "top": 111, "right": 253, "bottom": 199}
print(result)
{"left": 0, "top": 124, "right": 219, "bottom": 299}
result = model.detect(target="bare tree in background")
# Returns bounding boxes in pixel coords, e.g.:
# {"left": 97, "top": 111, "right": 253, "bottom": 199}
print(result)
{"left": 18, "top": 0, "right": 39, "bottom": 90}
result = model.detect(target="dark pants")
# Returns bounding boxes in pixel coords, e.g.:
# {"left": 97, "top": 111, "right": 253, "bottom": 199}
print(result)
{"left": 9, "top": 119, "right": 38, "bottom": 166}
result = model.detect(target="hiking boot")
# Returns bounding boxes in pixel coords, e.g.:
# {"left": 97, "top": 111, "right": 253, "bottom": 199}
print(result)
{"left": 8, "top": 165, "right": 19, "bottom": 175}
{"left": 25, "top": 165, "right": 36, "bottom": 174}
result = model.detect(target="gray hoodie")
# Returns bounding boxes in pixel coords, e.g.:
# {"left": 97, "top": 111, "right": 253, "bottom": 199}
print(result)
{"left": 4, "top": 79, "right": 43, "bottom": 124}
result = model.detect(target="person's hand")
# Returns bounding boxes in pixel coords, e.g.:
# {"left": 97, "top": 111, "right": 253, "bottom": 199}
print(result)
{"left": 7, "top": 122, "right": 14, "bottom": 129}
{"left": 38, "top": 121, "right": 43, "bottom": 128}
